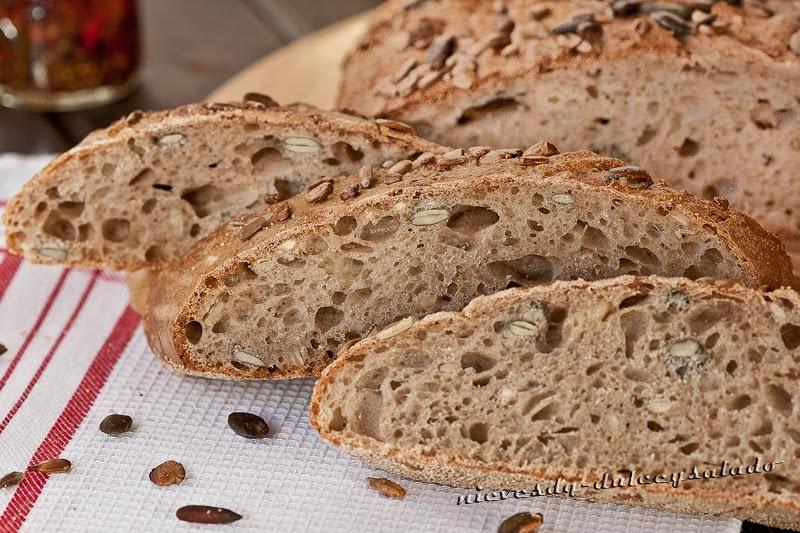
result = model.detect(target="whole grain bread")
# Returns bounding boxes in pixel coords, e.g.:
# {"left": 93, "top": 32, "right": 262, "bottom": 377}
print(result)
{"left": 338, "top": 0, "right": 800, "bottom": 238}
{"left": 143, "top": 147, "right": 791, "bottom": 380}
{"left": 310, "top": 275, "right": 800, "bottom": 529}
{"left": 3, "top": 99, "right": 440, "bottom": 270}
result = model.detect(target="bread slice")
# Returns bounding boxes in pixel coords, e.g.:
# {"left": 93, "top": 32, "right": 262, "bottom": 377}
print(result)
{"left": 310, "top": 276, "right": 800, "bottom": 529}
{"left": 338, "top": 0, "right": 800, "bottom": 238}
{"left": 3, "top": 99, "right": 440, "bottom": 270}
{"left": 143, "top": 147, "right": 791, "bottom": 380}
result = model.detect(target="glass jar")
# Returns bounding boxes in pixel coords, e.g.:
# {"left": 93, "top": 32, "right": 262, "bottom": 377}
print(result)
{"left": 0, "top": 0, "right": 140, "bottom": 111}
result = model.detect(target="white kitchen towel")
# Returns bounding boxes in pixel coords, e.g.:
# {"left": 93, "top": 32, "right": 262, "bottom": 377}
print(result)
{"left": 0, "top": 154, "right": 743, "bottom": 532}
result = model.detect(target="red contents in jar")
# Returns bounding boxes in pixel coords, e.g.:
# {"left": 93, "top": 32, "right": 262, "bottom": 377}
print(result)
{"left": 0, "top": 0, "right": 139, "bottom": 93}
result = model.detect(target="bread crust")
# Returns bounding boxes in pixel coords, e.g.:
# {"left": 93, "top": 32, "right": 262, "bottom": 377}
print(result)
{"left": 3, "top": 101, "right": 440, "bottom": 271}
{"left": 144, "top": 148, "right": 791, "bottom": 379}
{"left": 310, "top": 275, "right": 800, "bottom": 529}
{"left": 338, "top": 0, "right": 800, "bottom": 236}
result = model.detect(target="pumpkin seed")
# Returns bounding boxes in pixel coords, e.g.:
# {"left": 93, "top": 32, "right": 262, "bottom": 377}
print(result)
{"left": 176, "top": 505, "right": 242, "bottom": 524}
{"left": 412, "top": 208, "right": 450, "bottom": 226}
{"left": 0, "top": 471, "right": 24, "bottom": 489}
{"left": 305, "top": 181, "right": 333, "bottom": 203}
{"left": 552, "top": 193, "right": 575, "bottom": 205}
{"left": 375, "top": 317, "right": 415, "bottom": 340}
{"left": 99, "top": 413, "right": 132, "bottom": 435}
{"left": 227, "top": 412, "right": 270, "bottom": 439}
{"left": 283, "top": 137, "right": 322, "bottom": 153}
{"left": 38, "top": 247, "right": 68, "bottom": 261}
{"left": 232, "top": 348, "right": 266, "bottom": 367}
{"left": 30, "top": 459, "right": 71, "bottom": 474}
{"left": 507, "top": 320, "right": 538, "bottom": 336}
{"left": 498, "top": 511, "right": 543, "bottom": 533}
{"left": 149, "top": 460, "right": 186, "bottom": 486}
{"left": 426, "top": 34, "right": 455, "bottom": 69}
{"left": 367, "top": 477, "right": 406, "bottom": 498}
{"left": 157, "top": 133, "right": 186, "bottom": 147}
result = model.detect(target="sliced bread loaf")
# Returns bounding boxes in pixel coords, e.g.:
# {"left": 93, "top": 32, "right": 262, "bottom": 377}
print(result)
{"left": 338, "top": 0, "right": 800, "bottom": 238}
{"left": 3, "top": 99, "right": 440, "bottom": 270}
{"left": 143, "top": 147, "right": 791, "bottom": 380}
{"left": 310, "top": 276, "right": 800, "bottom": 529}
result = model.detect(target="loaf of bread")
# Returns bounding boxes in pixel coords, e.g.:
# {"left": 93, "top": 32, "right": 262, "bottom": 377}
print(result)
{"left": 338, "top": 0, "right": 800, "bottom": 238}
{"left": 143, "top": 146, "right": 791, "bottom": 380}
{"left": 3, "top": 99, "right": 440, "bottom": 270}
{"left": 310, "top": 275, "right": 800, "bottom": 529}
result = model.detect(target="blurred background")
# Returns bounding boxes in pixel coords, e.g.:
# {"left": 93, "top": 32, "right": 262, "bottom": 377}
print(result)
{"left": 0, "top": 0, "right": 382, "bottom": 154}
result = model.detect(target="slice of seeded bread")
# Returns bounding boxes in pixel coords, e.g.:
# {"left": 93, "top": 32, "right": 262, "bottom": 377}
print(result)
{"left": 143, "top": 147, "right": 791, "bottom": 380}
{"left": 3, "top": 99, "right": 440, "bottom": 270}
{"left": 338, "top": 0, "right": 800, "bottom": 238}
{"left": 310, "top": 276, "right": 800, "bottom": 529}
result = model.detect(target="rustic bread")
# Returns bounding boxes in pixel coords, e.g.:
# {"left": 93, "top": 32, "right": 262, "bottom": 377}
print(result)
{"left": 3, "top": 99, "right": 440, "bottom": 270}
{"left": 143, "top": 147, "right": 791, "bottom": 380}
{"left": 338, "top": 0, "right": 800, "bottom": 238}
{"left": 310, "top": 275, "right": 800, "bottom": 529}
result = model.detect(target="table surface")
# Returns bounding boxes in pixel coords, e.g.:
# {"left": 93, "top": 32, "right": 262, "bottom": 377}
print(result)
{"left": 0, "top": 0, "right": 382, "bottom": 154}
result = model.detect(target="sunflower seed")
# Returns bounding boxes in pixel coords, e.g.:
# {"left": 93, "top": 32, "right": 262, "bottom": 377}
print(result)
{"left": 176, "top": 505, "right": 242, "bottom": 524}
{"left": 646, "top": 400, "right": 673, "bottom": 414}
{"left": 605, "top": 166, "right": 653, "bottom": 189}
{"left": 518, "top": 156, "right": 549, "bottom": 167}
{"left": 412, "top": 152, "right": 436, "bottom": 168}
{"left": 149, "top": 460, "right": 186, "bottom": 486}
{"left": 340, "top": 184, "right": 361, "bottom": 201}
{"left": 38, "top": 247, "right": 67, "bottom": 261}
{"left": 556, "top": 33, "right": 582, "bottom": 50}
{"left": 0, "top": 471, "right": 24, "bottom": 489}
{"left": 158, "top": 133, "right": 185, "bottom": 147}
{"left": 426, "top": 34, "right": 455, "bottom": 69}
{"left": 790, "top": 31, "right": 800, "bottom": 56}
{"left": 507, "top": 320, "right": 538, "bottom": 336}
{"left": 232, "top": 348, "right": 266, "bottom": 367}
{"left": 243, "top": 92, "right": 279, "bottom": 108}
{"left": 498, "top": 511, "right": 543, "bottom": 533}
{"left": 376, "top": 118, "right": 416, "bottom": 135}
{"left": 238, "top": 216, "right": 267, "bottom": 241}
{"left": 691, "top": 10, "right": 715, "bottom": 25}
{"left": 284, "top": 137, "right": 322, "bottom": 153}
{"left": 642, "top": 3, "right": 693, "bottom": 19}
{"left": 412, "top": 208, "right": 450, "bottom": 226}
{"left": 376, "top": 317, "right": 415, "bottom": 340}
{"left": 670, "top": 339, "right": 701, "bottom": 359}
{"left": 358, "top": 165, "right": 375, "bottom": 188}
{"left": 228, "top": 412, "right": 269, "bottom": 439}
{"left": 392, "top": 58, "right": 418, "bottom": 83}
{"left": 383, "top": 174, "right": 402, "bottom": 185}
{"left": 576, "top": 40, "right": 593, "bottom": 54}
{"left": 523, "top": 141, "right": 560, "bottom": 157}
{"left": 467, "top": 146, "right": 493, "bottom": 160}
{"left": 367, "top": 477, "right": 406, "bottom": 498}
{"left": 388, "top": 160, "right": 413, "bottom": 176}
{"left": 552, "top": 193, "right": 575, "bottom": 205}
{"left": 305, "top": 181, "right": 333, "bottom": 203}
{"left": 270, "top": 204, "right": 292, "bottom": 223}
{"left": 30, "top": 459, "right": 71, "bottom": 474}
{"left": 486, "top": 32, "right": 512, "bottom": 52}
{"left": 651, "top": 11, "right": 693, "bottom": 35}
{"left": 610, "top": 0, "right": 641, "bottom": 17}
{"left": 99, "top": 414, "right": 132, "bottom": 435}
{"left": 553, "top": 15, "right": 600, "bottom": 36}
{"left": 417, "top": 68, "right": 444, "bottom": 89}
{"left": 452, "top": 61, "right": 476, "bottom": 89}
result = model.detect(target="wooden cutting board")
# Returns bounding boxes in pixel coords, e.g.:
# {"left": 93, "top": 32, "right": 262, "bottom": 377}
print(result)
{"left": 208, "top": 13, "right": 369, "bottom": 108}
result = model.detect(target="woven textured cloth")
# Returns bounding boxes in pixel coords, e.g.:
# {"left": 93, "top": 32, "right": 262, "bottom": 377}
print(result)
{"left": 0, "top": 154, "right": 742, "bottom": 532}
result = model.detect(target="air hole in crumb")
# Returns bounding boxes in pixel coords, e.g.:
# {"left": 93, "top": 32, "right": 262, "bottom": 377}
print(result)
{"left": 333, "top": 216, "right": 357, "bottom": 236}
{"left": 152, "top": 183, "right": 173, "bottom": 192}
{"left": 727, "top": 394, "right": 751, "bottom": 411}
{"left": 145, "top": 244, "right": 168, "bottom": 262}
{"left": 251, "top": 147, "right": 284, "bottom": 170}
{"left": 190, "top": 224, "right": 201, "bottom": 237}
{"left": 43, "top": 212, "right": 76, "bottom": 241}
{"left": 328, "top": 407, "right": 346, "bottom": 431}
{"left": 185, "top": 321, "right": 202, "bottom": 344}
{"left": 780, "top": 324, "right": 800, "bottom": 350}
{"left": 128, "top": 168, "right": 154, "bottom": 186}
{"left": 323, "top": 157, "right": 340, "bottom": 166}
{"left": 141, "top": 199, "right": 157, "bottom": 214}
{"left": 680, "top": 442, "right": 699, "bottom": 455}
{"left": 646, "top": 421, "right": 663, "bottom": 432}
{"left": 57, "top": 201, "right": 84, "bottom": 218}
{"left": 488, "top": 254, "right": 555, "bottom": 285}
{"left": 456, "top": 97, "right": 522, "bottom": 125}
{"left": 765, "top": 384, "right": 793, "bottom": 415}
{"left": 460, "top": 352, "right": 496, "bottom": 373}
{"left": 331, "top": 141, "right": 364, "bottom": 162}
{"left": 467, "top": 422, "right": 488, "bottom": 444}
{"left": 101, "top": 219, "right": 131, "bottom": 243}
{"left": 446, "top": 205, "right": 499, "bottom": 235}
{"left": 677, "top": 138, "right": 700, "bottom": 157}
{"left": 180, "top": 184, "right": 221, "bottom": 217}
{"left": 315, "top": 306, "right": 344, "bottom": 333}
{"left": 619, "top": 293, "right": 649, "bottom": 309}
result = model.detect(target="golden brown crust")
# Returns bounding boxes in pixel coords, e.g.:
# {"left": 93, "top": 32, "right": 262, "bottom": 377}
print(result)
{"left": 340, "top": 0, "right": 800, "bottom": 117}
{"left": 144, "top": 148, "right": 792, "bottom": 379}
{"left": 310, "top": 275, "right": 800, "bottom": 529}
